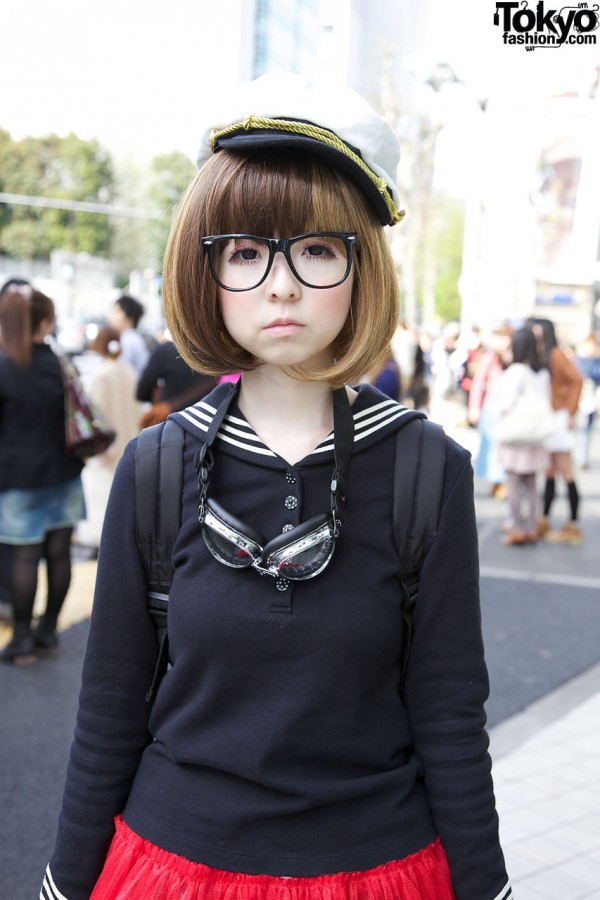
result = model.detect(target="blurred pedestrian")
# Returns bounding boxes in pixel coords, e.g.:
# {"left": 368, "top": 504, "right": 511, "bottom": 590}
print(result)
{"left": 136, "top": 332, "right": 215, "bottom": 427}
{"left": 406, "top": 334, "right": 431, "bottom": 410}
{"left": 363, "top": 352, "right": 401, "bottom": 401}
{"left": 0, "top": 286, "right": 85, "bottom": 664}
{"left": 390, "top": 320, "right": 415, "bottom": 401}
{"left": 468, "top": 324, "right": 512, "bottom": 498}
{"left": 495, "top": 328, "right": 551, "bottom": 545}
{"left": 109, "top": 293, "right": 151, "bottom": 376}
{"left": 0, "top": 277, "right": 33, "bottom": 617}
{"left": 76, "top": 327, "right": 142, "bottom": 551}
{"left": 43, "top": 73, "right": 510, "bottom": 900}
{"left": 528, "top": 317, "right": 583, "bottom": 544}
{"left": 575, "top": 333, "right": 600, "bottom": 469}
{"left": 458, "top": 325, "right": 483, "bottom": 405}
{"left": 430, "top": 321, "right": 461, "bottom": 403}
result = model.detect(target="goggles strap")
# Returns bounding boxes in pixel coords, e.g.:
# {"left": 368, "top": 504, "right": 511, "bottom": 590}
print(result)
{"left": 330, "top": 388, "right": 354, "bottom": 532}
{"left": 193, "top": 381, "right": 238, "bottom": 519}
{"left": 194, "top": 382, "right": 354, "bottom": 534}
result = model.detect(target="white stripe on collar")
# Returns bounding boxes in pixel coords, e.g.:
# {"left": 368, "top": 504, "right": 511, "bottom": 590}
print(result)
{"left": 490, "top": 880, "right": 513, "bottom": 900}
{"left": 40, "top": 865, "right": 69, "bottom": 900}
{"left": 178, "top": 408, "right": 277, "bottom": 456}
{"left": 313, "top": 405, "right": 413, "bottom": 454}
{"left": 179, "top": 395, "right": 410, "bottom": 458}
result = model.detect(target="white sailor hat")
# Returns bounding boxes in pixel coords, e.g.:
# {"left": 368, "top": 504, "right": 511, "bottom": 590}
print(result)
{"left": 197, "top": 72, "right": 404, "bottom": 227}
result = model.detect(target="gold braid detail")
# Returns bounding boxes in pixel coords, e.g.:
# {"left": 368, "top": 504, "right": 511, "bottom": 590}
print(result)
{"left": 210, "top": 115, "right": 405, "bottom": 226}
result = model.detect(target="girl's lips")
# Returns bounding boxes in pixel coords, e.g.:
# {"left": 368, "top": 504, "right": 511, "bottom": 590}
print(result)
{"left": 264, "top": 320, "right": 304, "bottom": 336}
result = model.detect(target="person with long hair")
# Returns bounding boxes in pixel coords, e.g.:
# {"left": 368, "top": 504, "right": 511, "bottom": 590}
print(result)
{"left": 528, "top": 317, "right": 583, "bottom": 543}
{"left": 0, "top": 283, "right": 84, "bottom": 664}
{"left": 494, "top": 328, "right": 551, "bottom": 545}
{"left": 42, "top": 74, "right": 511, "bottom": 900}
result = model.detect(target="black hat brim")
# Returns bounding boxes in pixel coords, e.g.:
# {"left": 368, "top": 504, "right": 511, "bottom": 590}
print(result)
{"left": 213, "top": 130, "right": 393, "bottom": 226}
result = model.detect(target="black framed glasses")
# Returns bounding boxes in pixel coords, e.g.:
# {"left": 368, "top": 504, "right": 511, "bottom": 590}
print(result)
{"left": 201, "top": 232, "right": 358, "bottom": 292}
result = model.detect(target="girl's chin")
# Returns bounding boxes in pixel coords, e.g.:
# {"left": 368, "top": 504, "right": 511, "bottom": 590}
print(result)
{"left": 257, "top": 353, "right": 332, "bottom": 372}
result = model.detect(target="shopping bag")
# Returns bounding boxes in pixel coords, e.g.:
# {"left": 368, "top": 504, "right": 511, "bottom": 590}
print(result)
{"left": 61, "top": 357, "right": 116, "bottom": 459}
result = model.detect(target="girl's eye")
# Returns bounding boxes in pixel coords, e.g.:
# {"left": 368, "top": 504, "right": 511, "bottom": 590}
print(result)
{"left": 231, "top": 248, "right": 259, "bottom": 262}
{"left": 224, "top": 241, "right": 264, "bottom": 265}
{"left": 303, "top": 242, "right": 336, "bottom": 260}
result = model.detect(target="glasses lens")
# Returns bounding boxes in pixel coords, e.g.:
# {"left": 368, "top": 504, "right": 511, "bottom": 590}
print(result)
{"left": 267, "top": 518, "right": 335, "bottom": 580}
{"left": 289, "top": 234, "right": 350, "bottom": 288}
{"left": 213, "top": 236, "right": 270, "bottom": 291}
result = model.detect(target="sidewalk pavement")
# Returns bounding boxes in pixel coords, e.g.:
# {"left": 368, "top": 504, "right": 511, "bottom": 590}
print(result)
{"left": 444, "top": 411, "right": 600, "bottom": 899}
{"left": 490, "top": 665, "right": 600, "bottom": 899}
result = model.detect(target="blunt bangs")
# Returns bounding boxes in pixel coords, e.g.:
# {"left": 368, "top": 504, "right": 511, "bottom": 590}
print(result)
{"left": 204, "top": 151, "right": 360, "bottom": 238}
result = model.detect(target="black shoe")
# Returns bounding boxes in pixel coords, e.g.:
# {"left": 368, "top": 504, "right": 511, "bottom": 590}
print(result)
{"left": 33, "top": 616, "right": 60, "bottom": 657}
{"left": 0, "top": 625, "right": 37, "bottom": 666}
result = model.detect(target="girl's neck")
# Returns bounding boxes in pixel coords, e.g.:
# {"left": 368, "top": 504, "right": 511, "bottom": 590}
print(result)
{"left": 237, "top": 368, "right": 348, "bottom": 465}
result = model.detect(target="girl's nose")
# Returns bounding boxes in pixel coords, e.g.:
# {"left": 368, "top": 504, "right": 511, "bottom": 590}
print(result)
{"left": 266, "top": 253, "right": 300, "bottom": 300}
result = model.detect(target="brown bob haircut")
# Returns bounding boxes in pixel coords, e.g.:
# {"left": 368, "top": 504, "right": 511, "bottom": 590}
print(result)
{"left": 162, "top": 150, "right": 400, "bottom": 388}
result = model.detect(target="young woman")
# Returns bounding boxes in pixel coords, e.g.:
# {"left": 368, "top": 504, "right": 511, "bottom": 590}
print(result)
{"left": 0, "top": 284, "right": 84, "bottom": 664}
{"left": 76, "top": 327, "right": 142, "bottom": 551}
{"left": 528, "top": 317, "right": 583, "bottom": 543}
{"left": 494, "top": 328, "right": 551, "bottom": 545}
{"left": 42, "top": 74, "right": 511, "bottom": 900}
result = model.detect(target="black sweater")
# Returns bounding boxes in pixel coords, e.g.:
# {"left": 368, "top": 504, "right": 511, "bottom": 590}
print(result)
{"left": 0, "top": 344, "right": 83, "bottom": 491}
{"left": 136, "top": 340, "right": 215, "bottom": 408}
{"left": 44, "top": 385, "right": 511, "bottom": 900}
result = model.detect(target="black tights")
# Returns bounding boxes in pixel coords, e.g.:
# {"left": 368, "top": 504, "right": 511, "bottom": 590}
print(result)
{"left": 543, "top": 477, "right": 579, "bottom": 521}
{"left": 9, "top": 527, "right": 73, "bottom": 627}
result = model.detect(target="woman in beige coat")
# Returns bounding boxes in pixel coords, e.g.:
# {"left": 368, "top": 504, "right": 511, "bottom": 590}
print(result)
{"left": 77, "top": 327, "right": 142, "bottom": 550}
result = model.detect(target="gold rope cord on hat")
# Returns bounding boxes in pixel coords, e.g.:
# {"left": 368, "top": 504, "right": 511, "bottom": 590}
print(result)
{"left": 210, "top": 115, "right": 405, "bottom": 226}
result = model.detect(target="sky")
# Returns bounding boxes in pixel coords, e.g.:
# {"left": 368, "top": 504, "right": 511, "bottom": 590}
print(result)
{"left": 2, "top": 0, "right": 599, "bottom": 173}
{"left": 2, "top": 0, "right": 244, "bottom": 163}
{"left": 421, "top": 0, "right": 599, "bottom": 104}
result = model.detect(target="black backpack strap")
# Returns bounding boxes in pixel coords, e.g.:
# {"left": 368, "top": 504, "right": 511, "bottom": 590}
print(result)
{"left": 135, "top": 418, "right": 185, "bottom": 703}
{"left": 393, "top": 417, "right": 446, "bottom": 687}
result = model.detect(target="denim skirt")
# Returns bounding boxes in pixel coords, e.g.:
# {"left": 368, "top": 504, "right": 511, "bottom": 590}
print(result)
{"left": 0, "top": 477, "right": 85, "bottom": 544}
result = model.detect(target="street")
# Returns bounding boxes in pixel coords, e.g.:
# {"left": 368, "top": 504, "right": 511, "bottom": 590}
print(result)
{"left": 1, "top": 425, "right": 599, "bottom": 900}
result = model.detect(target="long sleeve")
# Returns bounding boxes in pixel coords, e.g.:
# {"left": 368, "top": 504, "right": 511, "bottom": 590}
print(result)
{"left": 403, "top": 444, "right": 510, "bottom": 900}
{"left": 136, "top": 344, "right": 167, "bottom": 402}
{"left": 44, "top": 444, "right": 157, "bottom": 899}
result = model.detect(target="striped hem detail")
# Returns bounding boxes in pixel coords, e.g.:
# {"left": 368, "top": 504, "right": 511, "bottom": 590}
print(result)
{"left": 40, "top": 865, "right": 69, "bottom": 900}
{"left": 491, "top": 880, "right": 513, "bottom": 900}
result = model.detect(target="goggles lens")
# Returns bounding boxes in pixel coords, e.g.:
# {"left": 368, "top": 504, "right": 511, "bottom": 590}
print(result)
{"left": 203, "top": 232, "right": 356, "bottom": 291}
{"left": 201, "top": 503, "right": 335, "bottom": 581}
{"left": 201, "top": 504, "right": 262, "bottom": 569}
{"left": 267, "top": 519, "right": 335, "bottom": 580}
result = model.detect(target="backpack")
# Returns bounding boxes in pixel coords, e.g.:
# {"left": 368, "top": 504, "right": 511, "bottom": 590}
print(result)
{"left": 135, "top": 414, "right": 446, "bottom": 703}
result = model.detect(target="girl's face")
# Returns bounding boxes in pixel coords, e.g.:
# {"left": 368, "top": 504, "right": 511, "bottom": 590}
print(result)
{"left": 218, "top": 239, "right": 353, "bottom": 372}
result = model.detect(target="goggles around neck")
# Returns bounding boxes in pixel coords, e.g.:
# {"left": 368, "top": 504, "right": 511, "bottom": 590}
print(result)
{"left": 193, "top": 383, "right": 354, "bottom": 582}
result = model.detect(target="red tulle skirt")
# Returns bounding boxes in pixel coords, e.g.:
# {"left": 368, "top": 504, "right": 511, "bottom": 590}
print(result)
{"left": 90, "top": 817, "right": 455, "bottom": 900}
